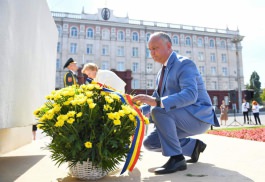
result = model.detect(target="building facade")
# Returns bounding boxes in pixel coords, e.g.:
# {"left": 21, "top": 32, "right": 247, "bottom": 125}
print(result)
{"left": 52, "top": 8, "right": 245, "bottom": 111}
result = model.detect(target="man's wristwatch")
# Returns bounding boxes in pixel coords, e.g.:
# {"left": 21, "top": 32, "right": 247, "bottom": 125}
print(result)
{"left": 155, "top": 98, "right": 161, "bottom": 107}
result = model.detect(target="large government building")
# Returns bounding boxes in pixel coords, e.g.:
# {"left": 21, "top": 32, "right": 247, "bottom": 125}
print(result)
{"left": 52, "top": 8, "right": 245, "bottom": 110}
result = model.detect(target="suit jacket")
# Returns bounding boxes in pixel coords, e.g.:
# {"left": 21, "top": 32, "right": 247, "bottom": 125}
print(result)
{"left": 63, "top": 70, "right": 78, "bottom": 87}
{"left": 148, "top": 52, "right": 219, "bottom": 127}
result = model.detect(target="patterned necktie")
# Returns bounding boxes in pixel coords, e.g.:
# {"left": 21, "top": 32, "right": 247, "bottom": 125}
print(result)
{"left": 158, "top": 66, "right": 166, "bottom": 95}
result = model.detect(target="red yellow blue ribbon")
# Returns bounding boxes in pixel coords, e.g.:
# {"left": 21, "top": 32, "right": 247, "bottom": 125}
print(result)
{"left": 86, "top": 78, "right": 145, "bottom": 174}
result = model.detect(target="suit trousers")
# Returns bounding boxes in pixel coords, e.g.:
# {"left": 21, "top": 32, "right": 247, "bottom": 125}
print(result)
{"left": 144, "top": 106, "right": 211, "bottom": 157}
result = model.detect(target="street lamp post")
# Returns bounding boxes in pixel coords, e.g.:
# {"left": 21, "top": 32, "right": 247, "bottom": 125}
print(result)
{"left": 231, "top": 35, "right": 244, "bottom": 113}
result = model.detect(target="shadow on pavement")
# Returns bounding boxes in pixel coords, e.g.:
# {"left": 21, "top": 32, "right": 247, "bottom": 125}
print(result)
{"left": 142, "top": 162, "right": 254, "bottom": 182}
{"left": 0, "top": 155, "right": 45, "bottom": 182}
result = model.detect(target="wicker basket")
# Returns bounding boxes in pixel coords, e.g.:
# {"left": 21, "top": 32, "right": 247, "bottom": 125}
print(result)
{"left": 69, "top": 160, "right": 108, "bottom": 180}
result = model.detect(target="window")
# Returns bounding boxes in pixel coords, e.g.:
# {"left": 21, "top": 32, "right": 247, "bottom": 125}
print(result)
{"left": 185, "top": 37, "right": 191, "bottom": 46}
{"left": 102, "top": 29, "right": 110, "bottom": 40}
{"left": 197, "top": 37, "right": 203, "bottom": 47}
{"left": 57, "top": 42, "right": 61, "bottom": 53}
{"left": 209, "top": 39, "right": 215, "bottom": 48}
{"left": 221, "top": 54, "right": 227, "bottom": 62}
{"left": 70, "top": 43, "right": 77, "bottom": 54}
{"left": 220, "top": 40, "right": 226, "bottom": 48}
{"left": 117, "top": 46, "right": 124, "bottom": 56}
{"left": 210, "top": 53, "right": 216, "bottom": 62}
{"left": 132, "top": 79, "right": 140, "bottom": 89}
{"left": 117, "top": 62, "right": 125, "bottom": 71}
{"left": 57, "top": 25, "right": 62, "bottom": 37}
{"left": 132, "top": 62, "right": 139, "bottom": 73}
{"left": 211, "top": 67, "right": 216, "bottom": 75}
{"left": 146, "top": 63, "right": 153, "bottom": 73}
{"left": 86, "top": 44, "right": 93, "bottom": 54}
{"left": 56, "top": 58, "right": 60, "bottom": 71}
{"left": 117, "top": 31, "right": 124, "bottom": 41}
{"left": 222, "top": 67, "right": 228, "bottom": 76}
{"left": 186, "top": 51, "right": 192, "bottom": 55}
{"left": 146, "top": 33, "right": 151, "bottom": 42}
{"left": 102, "top": 45, "right": 109, "bottom": 55}
{"left": 146, "top": 48, "right": 151, "bottom": 58}
{"left": 132, "top": 32, "right": 139, "bottom": 41}
{"left": 212, "top": 81, "right": 217, "bottom": 90}
{"left": 198, "top": 52, "right": 204, "bottom": 61}
{"left": 172, "top": 36, "right": 179, "bottom": 45}
{"left": 87, "top": 28, "right": 94, "bottom": 38}
{"left": 132, "top": 47, "right": 138, "bottom": 57}
{"left": 101, "top": 61, "right": 109, "bottom": 70}
{"left": 213, "top": 96, "right": 218, "bottom": 106}
{"left": 224, "top": 96, "right": 229, "bottom": 105}
{"left": 146, "top": 79, "right": 153, "bottom": 88}
{"left": 70, "top": 27, "right": 78, "bottom": 37}
{"left": 199, "top": 66, "right": 205, "bottom": 75}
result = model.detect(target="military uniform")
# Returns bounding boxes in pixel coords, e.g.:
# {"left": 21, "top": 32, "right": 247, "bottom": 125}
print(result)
{"left": 64, "top": 70, "right": 78, "bottom": 87}
{"left": 63, "top": 57, "right": 78, "bottom": 87}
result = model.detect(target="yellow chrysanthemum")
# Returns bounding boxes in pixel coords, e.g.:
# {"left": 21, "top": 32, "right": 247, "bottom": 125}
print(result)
{"left": 118, "top": 110, "right": 125, "bottom": 117}
{"left": 53, "top": 105, "right": 61, "bottom": 112}
{"left": 57, "top": 114, "right": 68, "bottom": 121}
{"left": 67, "top": 111, "right": 76, "bottom": 117}
{"left": 76, "top": 112, "right": 82, "bottom": 117}
{"left": 33, "top": 109, "right": 40, "bottom": 116}
{"left": 46, "top": 110, "right": 54, "bottom": 120}
{"left": 89, "top": 103, "right": 96, "bottom": 109}
{"left": 87, "top": 84, "right": 95, "bottom": 90}
{"left": 63, "top": 101, "right": 71, "bottom": 105}
{"left": 109, "top": 93, "right": 120, "bottom": 100}
{"left": 107, "top": 113, "right": 115, "bottom": 120}
{"left": 84, "top": 141, "right": 92, "bottom": 148}
{"left": 105, "top": 96, "right": 114, "bottom": 104}
{"left": 129, "top": 114, "right": 135, "bottom": 121}
{"left": 113, "top": 119, "right": 121, "bottom": 126}
{"left": 67, "top": 118, "right": 75, "bottom": 124}
{"left": 113, "top": 112, "right": 120, "bottom": 120}
{"left": 86, "top": 91, "right": 93, "bottom": 97}
{"left": 55, "top": 120, "right": 64, "bottom": 127}
{"left": 87, "top": 98, "right": 93, "bottom": 104}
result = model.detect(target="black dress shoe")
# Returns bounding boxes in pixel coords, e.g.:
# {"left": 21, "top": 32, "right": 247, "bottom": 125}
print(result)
{"left": 154, "top": 158, "right": 187, "bottom": 175}
{"left": 186, "top": 140, "right": 206, "bottom": 163}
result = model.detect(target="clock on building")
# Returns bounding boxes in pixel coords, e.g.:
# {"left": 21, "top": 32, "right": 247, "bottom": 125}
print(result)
{"left": 101, "top": 8, "right": 110, "bottom": 20}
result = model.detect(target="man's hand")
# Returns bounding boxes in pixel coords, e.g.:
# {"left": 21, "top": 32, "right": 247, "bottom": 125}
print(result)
{"left": 132, "top": 94, "right": 157, "bottom": 106}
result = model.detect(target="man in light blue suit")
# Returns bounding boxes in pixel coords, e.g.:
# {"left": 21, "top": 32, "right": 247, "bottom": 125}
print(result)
{"left": 132, "top": 32, "right": 219, "bottom": 175}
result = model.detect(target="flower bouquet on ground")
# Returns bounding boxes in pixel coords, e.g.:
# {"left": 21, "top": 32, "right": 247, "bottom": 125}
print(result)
{"left": 33, "top": 83, "right": 149, "bottom": 177}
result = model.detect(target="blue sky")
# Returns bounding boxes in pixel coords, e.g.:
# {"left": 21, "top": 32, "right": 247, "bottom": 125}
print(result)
{"left": 47, "top": 0, "right": 265, "bottom": 88}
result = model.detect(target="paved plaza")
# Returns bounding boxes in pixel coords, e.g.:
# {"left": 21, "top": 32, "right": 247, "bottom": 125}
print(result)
{"left": 0, "top": 113, "right": 265, "bottom": 182}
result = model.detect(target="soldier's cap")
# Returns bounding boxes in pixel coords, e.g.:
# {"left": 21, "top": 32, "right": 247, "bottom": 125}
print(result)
{"left": 63, "top": 58, "right": 77, "bottom": 69}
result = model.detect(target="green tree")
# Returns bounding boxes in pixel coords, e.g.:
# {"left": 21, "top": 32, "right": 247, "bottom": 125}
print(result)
{"left": 247, "top": 71, "right": 262, "bottom": 104}
{"left": 261, "top": 88, "right": 265, "bottom": 102}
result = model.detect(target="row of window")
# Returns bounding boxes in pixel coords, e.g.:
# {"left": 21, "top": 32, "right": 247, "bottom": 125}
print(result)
{"left": 199, "top": 66, "right": 228, "bottom": 76}
{"left": 57, "top": 42, "right": 228, "bottom": 62}
{"left": 57, "top": 25, "right": 228, "bottom": 48}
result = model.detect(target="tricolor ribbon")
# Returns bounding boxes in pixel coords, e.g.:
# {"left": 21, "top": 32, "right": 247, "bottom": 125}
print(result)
{"left": 86, "top": 78, "right": 146, "bottom": 174}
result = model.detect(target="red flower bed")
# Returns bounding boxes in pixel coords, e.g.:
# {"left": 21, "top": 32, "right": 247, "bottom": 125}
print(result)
{"left": 207, "top": 128, "right": 265, "bottom": 142}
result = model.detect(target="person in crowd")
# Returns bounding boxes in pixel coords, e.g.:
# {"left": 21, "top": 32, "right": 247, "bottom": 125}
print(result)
{"left": 220, "top": 100, "right": 228, "bottom": 125}
{"left": 63, "top": 58, "right": 79, "bottom": 87}
{"left": 242, "top": 98, "right": 250, "bottom": 124}
{"left": 252, "top": 100, "right": 261, "bottom": 125}
{"left": 132, "top": 32, "right": 219, "bottom": 175}
{"left": 32, "top": 124, "right": 37, "bottom": 140}
{"left": 81, "top": 63, "right": 126, "bottom": 93}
